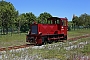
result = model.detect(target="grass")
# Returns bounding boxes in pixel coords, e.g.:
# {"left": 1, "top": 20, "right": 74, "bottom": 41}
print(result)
{"left": 68, "top": 29, "right": 90, "bottom": 38}
{"left": 0, "top": 33, "right": 27, "bottom": 47}
{"left": 29, "top": 37, "right": 90, "bottom": 59}
{"left": 0, "top": 29, "right": 90, "bottom": 47}
{"left": 0, "top": 29, "right": 90, "bottom": 60}
{"left": 81, "top": 42, "right": 90, "bottom": 54}
{"left": 0, "top": 37, "right": 90, "bottom": 60}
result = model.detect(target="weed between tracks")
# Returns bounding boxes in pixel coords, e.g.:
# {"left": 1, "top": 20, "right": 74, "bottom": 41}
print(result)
{"left": 0, "top": 37, "right": 90, "bottom": 60}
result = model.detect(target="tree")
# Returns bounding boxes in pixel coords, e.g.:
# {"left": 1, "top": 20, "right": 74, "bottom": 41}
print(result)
{"left": 72, "top": 15, "right": 78, "bottom": 25}
{"left": 16, "top": 12, "right": 36, "bottom": 32}
{"left": 72, "top": 13, "right": 90, "bottom": 29}
{"left": 25, "top": 12, "right": 36, "bottom": 31}
{"left": 38, "top": 12, "right": 52, "bottom": 23}
{"left": 79, "top": 13, "right": 90, "bottom": 27}
{"left": 0, "top": 1, "right": 18, "bottom": 34}
{"left": 16, "top": 13, "right": 26, "bottom": 33}
{"left": 17, "top": 13, "right": 28, "bottom": 32}
{"left": 26, "top": 12, "right": 36, "bottom": 25}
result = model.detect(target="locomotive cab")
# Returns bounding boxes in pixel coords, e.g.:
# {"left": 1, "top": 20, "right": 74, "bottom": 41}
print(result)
{"left": 47, "top": 17, "right": 67, "bottom": 36}
{"left": 26, "top": 17, "right": 68, "bottom": 45}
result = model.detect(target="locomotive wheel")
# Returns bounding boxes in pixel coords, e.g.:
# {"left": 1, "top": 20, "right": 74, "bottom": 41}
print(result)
{"left": 55, "top": 40, "right": 58, "bottom": 43}
{"left": 42, "top": 40, "right": 46, "bottom": 45}
{"left": 63, "top": 35, "right": 67, "bottom": 40}
{"left": 42, "top": 37, "right": 47, "bottom": 45}
{"left": 48, "top": 40, "right": 53, "bottom": 44}
{"left": 42, "top": 41, "right": 47, "bottom": 45}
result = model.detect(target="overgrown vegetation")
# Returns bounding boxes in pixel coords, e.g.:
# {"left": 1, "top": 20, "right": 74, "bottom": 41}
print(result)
{"left": 81, "top": 42, "right": 90, "bottom": 54}
{"left": 0, "top": 37, "right": 90, "bottom": 60}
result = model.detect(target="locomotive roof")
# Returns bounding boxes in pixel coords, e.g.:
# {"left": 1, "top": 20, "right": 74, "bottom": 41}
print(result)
{"left": 48, "top": 17, "right": 67, "bottom": 20}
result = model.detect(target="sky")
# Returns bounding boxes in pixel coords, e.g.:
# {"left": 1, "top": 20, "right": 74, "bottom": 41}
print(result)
{"left": 6, "top": 0, "right": 90, "bottom": 21}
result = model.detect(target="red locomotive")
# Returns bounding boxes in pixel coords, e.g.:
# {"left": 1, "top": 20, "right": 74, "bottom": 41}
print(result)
{"left": 26, "top": 17, "right": 68, "bottom": 45}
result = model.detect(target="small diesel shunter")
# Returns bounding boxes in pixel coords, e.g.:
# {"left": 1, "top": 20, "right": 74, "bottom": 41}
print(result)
{"left": 26, "top": 17, "right": 68, "bottom": 45}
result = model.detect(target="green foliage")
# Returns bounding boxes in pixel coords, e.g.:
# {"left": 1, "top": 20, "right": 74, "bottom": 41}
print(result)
{"left": 18, "top": 12, "right": 36, "bottom": 32}
{"left": 68, "top": 21, "right": 72, "bottom": 26}
{"left": 0, "top": 1, "right": 52, "bottom": 33}
{"left": 16, "top": 13, "right": 27, "bottom": 32}
{"left": 81, "top": 43, "right": 90, "bottom": 54}
{"left": 38, "top": 12, "right": 52, "bottom": 23}
{"left": 0, "top": 1, "right": 18, "bottom": 34}
{"left": 72, "top": 16, "right": 79, "bottom": 25}
{"left": 79, "top": 13, "right": 90, "bottom": 27}
{"left": 25, "top": 12, "right": 36, "bottom": 24}
{"left": 72, "top": 13, "right": 90, "bottom": 27}
{"left": 1, "top": 1, "right": 90, "bottom": 33}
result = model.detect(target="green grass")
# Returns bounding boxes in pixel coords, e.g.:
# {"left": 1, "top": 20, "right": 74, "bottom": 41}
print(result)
{"left": 27, "top": 37, "right": 90, "bottom": 59}
{"left": 68, "top": 29, "right": 90, "bottom": 38}
{"left": 24, "top": 45, "right": 67, "bottom": 60}
{"left": 0, "top": 33, "right": 27, "bottom": 47}
{"left": 70, "top": 37, "right": 90, "bottom": 53}
{"left": 81, "top": 42, "right": 90, "bottom": 54}
{"left": 0, "top": 29, "right": 90, "bottom": 47}
{"left": 0, "top": 33, "right": 90, "bottom": 60}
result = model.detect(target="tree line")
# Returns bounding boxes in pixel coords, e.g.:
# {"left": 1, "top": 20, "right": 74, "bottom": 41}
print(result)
{"left": 72, "top": 13, "right": 90, "bottom": 28}
{"left": 0, "top": 1, "right": 52, "bottom": 34}
{"left": 0, "top": 1, "right": 90, "bottom": 34}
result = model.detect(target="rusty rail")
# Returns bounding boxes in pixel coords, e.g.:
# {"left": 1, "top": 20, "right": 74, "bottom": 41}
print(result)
{"left": 0, "top": 44, "right": 34, "bottom": 51}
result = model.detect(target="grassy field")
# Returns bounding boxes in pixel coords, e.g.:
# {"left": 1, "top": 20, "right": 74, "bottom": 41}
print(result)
{"left": 0, "top": 37, "right": 90, "bottom": 60}
{"left": 0, "top": 33, "right": 27, "bottom": 47}
{"left": 0, "top": 29, "right": 90, "bottom": 60}
{"left": 31, "top": 37, "right": 90, "bottom": 60}
{"left": 0, "top": 29, "right": 90, "bottom": 47}
{"left": 68, "top": 29, "right": 90, "bottom": 38}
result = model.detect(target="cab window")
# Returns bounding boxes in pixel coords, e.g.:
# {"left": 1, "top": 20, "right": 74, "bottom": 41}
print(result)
{"left": 47, "top": 20, "right": 52, "bottom": 24}
{"left": 62, "top": 20, "right": 66, "bottom": 26}
{"left": 57, "top": 19, "right": 60, "bottom": 24}
{"left": 47, "top": 19, "right": 60, "bottom": 24}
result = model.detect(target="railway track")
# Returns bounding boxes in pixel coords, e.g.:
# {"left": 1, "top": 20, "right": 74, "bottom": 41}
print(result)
{"left": 0, "top": 34, "right": 90, "bottom": 51}
{"left": 68, "top": 34, "right": 90, "bottom": 41}
{"left": 0, "top": 44, "right": 34, "bottom": 51}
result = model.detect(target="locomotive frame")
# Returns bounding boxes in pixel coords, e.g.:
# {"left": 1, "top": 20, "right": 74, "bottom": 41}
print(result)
{"left": 26, "top": 17, "right": 68, "bottom": 45}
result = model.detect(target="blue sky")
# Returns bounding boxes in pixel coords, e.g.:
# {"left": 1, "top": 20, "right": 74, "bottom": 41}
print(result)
{"left": 6, "top": 0, "right": 90, "bottom": 21}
